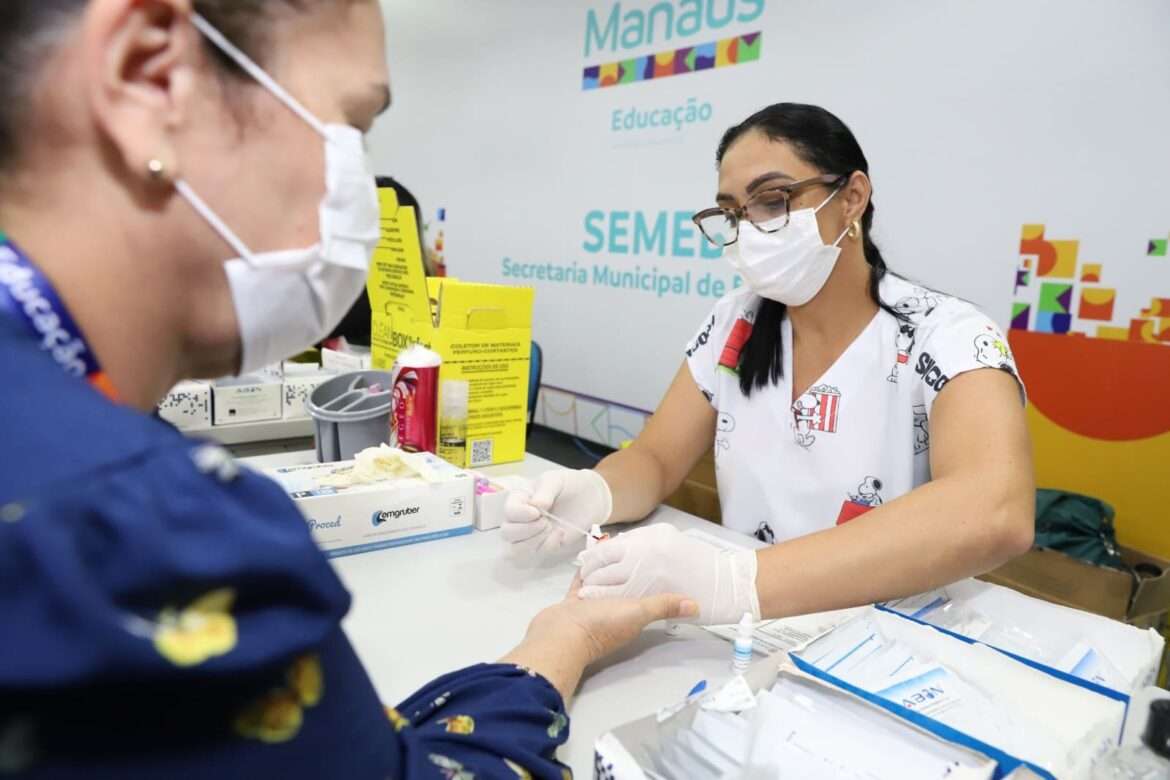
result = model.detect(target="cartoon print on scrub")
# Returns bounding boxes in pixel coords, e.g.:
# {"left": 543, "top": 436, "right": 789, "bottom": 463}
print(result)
{"left": 887, "top": 289, "right": 940, "bottom": 383}
{"left": 715, "top": 412, "right": 736, "bottom": 462}
{"left": 717, "top": 314, "right": 755, "bottom": 375}
{"left": 974, "top": 327, "right": 1015, "bottom": 371}
{"left": 791, "top": 384, "right": 841, "bottom": 449}
{"left": 755, "top": 522, "right": 775, "bottom": 544}
{"left": 912, "top": 404, "right": 930, "bottom": 455}
{"left": 849, "top": 476, "right": 884, "bottom": 507}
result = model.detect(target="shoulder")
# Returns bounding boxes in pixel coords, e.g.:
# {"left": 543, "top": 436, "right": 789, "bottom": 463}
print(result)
{"left": 0, "top": 437, "right": 349, "bottom": 686}
{"left": 878, "top": 277, "right": 1023, "bottom": 404}
{"left": 879, "top": 275, "right": 953, "bottom": 325}
{"left": 0, "top": 319, "right": 188, "bottom": 502}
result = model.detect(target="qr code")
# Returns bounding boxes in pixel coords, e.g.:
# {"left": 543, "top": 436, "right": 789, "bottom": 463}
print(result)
{"left": 470, "top": 439, "right": 493, "bottom": 467}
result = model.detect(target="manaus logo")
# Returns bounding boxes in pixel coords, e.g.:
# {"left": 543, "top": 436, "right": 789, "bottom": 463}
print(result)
{"left": 583, "top": 1, "right": 764, "bottom": 90}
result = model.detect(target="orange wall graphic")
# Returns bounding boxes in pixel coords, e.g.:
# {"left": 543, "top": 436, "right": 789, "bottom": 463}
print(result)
{"left": 1011, "top": 225, "right": 1170, "bottom": 556}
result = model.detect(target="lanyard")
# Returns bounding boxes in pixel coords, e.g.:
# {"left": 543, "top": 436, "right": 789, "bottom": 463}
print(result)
{"left": 0, "top": 234, "right": 118, "bottom": 400}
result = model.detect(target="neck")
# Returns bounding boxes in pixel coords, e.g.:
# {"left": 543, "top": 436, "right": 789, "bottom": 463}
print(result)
{"left": 3, "top": 199, "right": 188, "bottom": 412}
{"left": 787, "top": 240, "right": 878, "bottom": 345}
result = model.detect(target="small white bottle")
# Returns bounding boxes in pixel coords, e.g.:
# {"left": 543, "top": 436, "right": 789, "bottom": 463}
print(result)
{"left": 732, "top": 612, "right": 754, "bottom": 674}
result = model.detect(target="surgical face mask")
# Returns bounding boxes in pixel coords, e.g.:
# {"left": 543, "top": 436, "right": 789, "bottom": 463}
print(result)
{"left": 175, "top": 14, "right": 380, "bottom": 375}
{"left": 727, "top": 187, "right": 848, "bottom": 307}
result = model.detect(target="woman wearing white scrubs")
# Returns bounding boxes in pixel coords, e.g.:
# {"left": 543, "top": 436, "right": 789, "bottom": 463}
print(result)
{"left": 504, "top": 103, "right": 1035, "bottom": 625}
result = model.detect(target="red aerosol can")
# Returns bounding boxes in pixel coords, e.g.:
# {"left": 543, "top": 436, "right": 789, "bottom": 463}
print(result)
{"left": 390, "top": 345, "right": 441, "bottom": 453}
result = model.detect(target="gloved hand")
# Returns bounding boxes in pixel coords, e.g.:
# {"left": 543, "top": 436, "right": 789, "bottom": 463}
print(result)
{"left": 501, "top": 469, "right": 613, "bottom": 554}
{"left": 577, "top": 524, "right": 760, "bottom": 625}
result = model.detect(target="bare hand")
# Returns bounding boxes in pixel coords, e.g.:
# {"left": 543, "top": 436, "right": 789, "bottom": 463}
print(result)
{"left": 526, "top": 576, "right": 698, "bottom": 667}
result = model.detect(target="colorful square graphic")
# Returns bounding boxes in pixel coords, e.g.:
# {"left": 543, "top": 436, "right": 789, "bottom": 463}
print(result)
{"left": 739, "top": 33, "right": 762, "bottom": 62}
{"left": 1130, "top": 318, "right": 1158, "bottom": 342}
{"left": 618, "top": 58, "right": 640, "bottom": 84}
{"left": 1035, "top": 311, "right": 1072, "bottom": 334}
{"left": 1011, "top": 302, "right": 1031, "bottom": 330}
{"left": 582, "top": 65, "right": 600, "bottom": 90}
{"left": 1019, "top": 225, "right": 1077, "bottom": 279}
{"left": 653, "top": 51, "right": 675, "bottom": 78}
{"left": 1039, "top": 282, "right": 1073, "bottom": 314}
{"left": 1078, "top": 288, "right": 1115, "bottom": 321}
{"left": 1096, "top": 326, "right": 1129, "bottom": 340}
{"left": 583, "top": 32, "right": 762, "bottom": 90}
{"left": 1015, "top": 224, "right": 1169, "bottom": 348}
{"left": 716, "top": 37, "right": 737, "bottom": 67}
{"left": 1140, "top": 298, "right": 1170, "bottom": 318}
{"left": 599, "top": 62, "right": 619, "bottom": 87}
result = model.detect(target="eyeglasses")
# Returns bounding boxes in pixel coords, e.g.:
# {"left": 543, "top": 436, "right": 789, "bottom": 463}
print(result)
{"left": 692, "top": 173, "right": 848, "bottom": 248}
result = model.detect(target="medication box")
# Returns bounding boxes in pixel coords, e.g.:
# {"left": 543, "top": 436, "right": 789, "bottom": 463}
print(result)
{"left": 596, "top": 652, "right": 999, "bottom": 779}
{"left": 281, "top": 367, "right": 335, "bottom": 420}
{"left": 268, "top": 453, "right": 474, "bottom": 557}
{"left": 366, "top": 189, "right": 533, "bottom": 468}
{"left": 322, "top": 345, "right": 373, "bottom": 372}
{"left": 158, "top": 380, "right": 211, "bottom": 430}
{"left": 212, "top": 375, "right": 282, "bottom": 425}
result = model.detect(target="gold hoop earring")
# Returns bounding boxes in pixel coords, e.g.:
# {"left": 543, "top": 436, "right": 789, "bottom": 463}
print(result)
{"left": 847, "top": 220, "right": 862, "bottom": 240}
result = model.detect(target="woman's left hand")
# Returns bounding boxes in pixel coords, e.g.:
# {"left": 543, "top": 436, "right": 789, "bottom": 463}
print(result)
{"left": 502, "top": 571, "right": 698, "bottom": 702}
{"left": 577, "top": 524, "right": 761, "bottom": 625}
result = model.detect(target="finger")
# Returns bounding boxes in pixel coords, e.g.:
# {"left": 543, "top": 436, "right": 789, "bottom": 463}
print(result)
{"left": 535, "top": 526, "right": 568, "bottom": 554}
{"left": 529, "top": 472, "right": 565, "bottom": 513}
{"left": 510, "top": 531, "right": 551, "bottom": 559}
{"left": 503, "top": 490, "right": 541, "bottom": 524}
{"left": 578, "top": 538, "right": 627, "bottom": 579}
{"left": 566, "top": 574, "right": 583, "bottom": 600}
{"left": 639, "top": 593, "right": 700, "bottom": 622}
{"left": 579, "top": 561, "right": 631, "bottom": 588}
{"left": 501, "top": 517, "right": 550, "bottom": 544}
{"left": 577, "top": 584, "right": 629, "bottom": 601}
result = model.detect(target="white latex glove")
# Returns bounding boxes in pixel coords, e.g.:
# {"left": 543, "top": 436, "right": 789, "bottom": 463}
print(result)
{"left": 501, "top": 469, "right": 613, "bottom": 554}
{"left": 578, "top": 524, "right": 760, "bottom": 625}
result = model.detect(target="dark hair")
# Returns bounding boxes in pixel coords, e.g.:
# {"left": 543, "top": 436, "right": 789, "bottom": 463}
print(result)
{"left": 0, "top": 1, "right": 322, "bottom": 173}
{"left": 716, "top": 103, "right": 902, "bottom": 397}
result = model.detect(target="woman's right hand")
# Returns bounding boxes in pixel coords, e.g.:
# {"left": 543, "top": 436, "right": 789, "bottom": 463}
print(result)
{"left": 501, "top": 469, "right": 613, "bottom": 554}
{"left": 500, "top": 577, "right": 697, "bottom": 702}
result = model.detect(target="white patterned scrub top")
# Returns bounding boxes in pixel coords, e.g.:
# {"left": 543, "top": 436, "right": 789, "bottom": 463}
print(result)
{"left": 685, "top": 274, "right": 1024, "bottom": 543}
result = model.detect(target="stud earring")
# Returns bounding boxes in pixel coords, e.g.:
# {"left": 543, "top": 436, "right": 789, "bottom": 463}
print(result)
{"left": 147, "top": 158, "right": 167, "bottom": 181}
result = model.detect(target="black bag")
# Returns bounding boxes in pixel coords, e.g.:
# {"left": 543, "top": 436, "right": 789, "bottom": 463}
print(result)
{"left": 1034, "top": 488, "right": 1125, "bottom": 570}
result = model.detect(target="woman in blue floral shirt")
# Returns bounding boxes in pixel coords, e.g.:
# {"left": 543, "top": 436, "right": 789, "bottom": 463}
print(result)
{"left": 0, "top": 1, "right": 696, "bottom": 777}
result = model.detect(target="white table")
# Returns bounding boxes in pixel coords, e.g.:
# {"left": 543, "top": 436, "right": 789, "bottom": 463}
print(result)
{"left": 242, "top": 451, "right": 760, "bottom": 776}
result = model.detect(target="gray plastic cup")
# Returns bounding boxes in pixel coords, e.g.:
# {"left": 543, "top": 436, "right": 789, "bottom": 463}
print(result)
{"left": 305, "top": 370, "right": 394, "bottom": 462}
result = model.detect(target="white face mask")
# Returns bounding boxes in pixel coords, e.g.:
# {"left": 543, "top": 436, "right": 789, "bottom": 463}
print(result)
{"left": 727, "top": 187, "right": 848, "bottom": 307}
{"left": 175, "top": 14, "right": 380, "bottom": 375}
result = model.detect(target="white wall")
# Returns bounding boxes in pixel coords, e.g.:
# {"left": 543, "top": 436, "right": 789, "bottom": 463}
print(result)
{"left": 371, "top": 0, "right": 1170, "bottom": 444}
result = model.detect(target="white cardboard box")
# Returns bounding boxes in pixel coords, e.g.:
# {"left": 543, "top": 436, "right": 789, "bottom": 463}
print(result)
{"left": 282, "top": 371, "right": 334, "bottom": 420}
{"left": 321, "top": 346, "right": 372, "bottom": 372}
{"left": 473, "top": 474, "right": 528, "bottom": 531}
{"left": 158, "top": 381, "right": 211, "bottom": 430}
{"left": 212, "top": 375, "right": 282, "bottom": 426}
{"left": 267, "top": 453, "right": 475, "bottom": 557}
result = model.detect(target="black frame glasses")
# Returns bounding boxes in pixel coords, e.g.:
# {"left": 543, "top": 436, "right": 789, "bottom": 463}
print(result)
{"left": 692, "top": 173, "right": 849, "bottom": 247}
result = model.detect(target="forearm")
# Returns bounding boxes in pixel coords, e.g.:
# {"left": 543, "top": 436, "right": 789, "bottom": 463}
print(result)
{"left": 595, "top": 445, "right": 672, "bottom": 525}
{"left": 499, "top": 632, "right": 591, "bottom": 705}
{"left": 755, "top": 471, "right": 1034, "bottom": 618}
